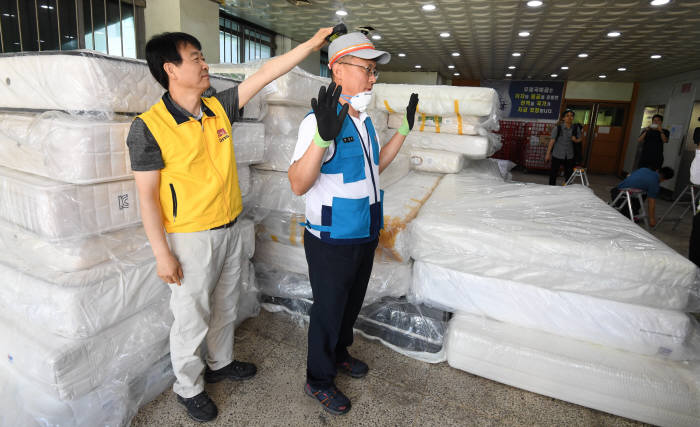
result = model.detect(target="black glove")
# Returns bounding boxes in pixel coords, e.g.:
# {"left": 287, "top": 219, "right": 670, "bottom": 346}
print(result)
{"left": 406, "top": 93, "right": 419, "bottom": 130}
{"left": 311, "top": 82, "right": 349, "bottom": 144}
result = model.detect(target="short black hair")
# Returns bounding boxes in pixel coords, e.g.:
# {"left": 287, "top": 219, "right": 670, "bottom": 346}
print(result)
{"left": 660, "top": 166, "right": 674, "bottom": 180}
{"left": 561, "top": 108, "right": 575, "bottom": 118}
{"left": 652, "top": 114, "right": 664, "bottom": 121}
{"left": 145, "top": 32, "right": 202, "bottom": 90}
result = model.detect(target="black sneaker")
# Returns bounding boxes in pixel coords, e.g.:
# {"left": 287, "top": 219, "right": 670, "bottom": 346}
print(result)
{"left": 304, "top": 383, "right": 351, "bottom": 415}
{"left": 204, "top": 360, "right": 257, "bottom": 383}
{"left": 177, "top": 391, "right": 218, "bottom": 422}
{"left": 336, "top": 355, "right": 369, "bottom": 379}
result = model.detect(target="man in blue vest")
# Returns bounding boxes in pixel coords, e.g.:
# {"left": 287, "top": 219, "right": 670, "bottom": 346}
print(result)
{"left": 288, "top": 32, "right": 418, "bottom": 415}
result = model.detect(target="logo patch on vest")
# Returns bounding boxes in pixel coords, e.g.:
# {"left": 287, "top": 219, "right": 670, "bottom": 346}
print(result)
{"left": 342, "top": 136, "right": 354, "bottom": 143}
{"left": 217, "top": 128, "right": 230, "bottom": 143}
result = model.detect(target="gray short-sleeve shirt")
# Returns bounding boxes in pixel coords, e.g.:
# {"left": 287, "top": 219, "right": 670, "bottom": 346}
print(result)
{"left": 550, "top": 124, "right": 575, "bottom": 160}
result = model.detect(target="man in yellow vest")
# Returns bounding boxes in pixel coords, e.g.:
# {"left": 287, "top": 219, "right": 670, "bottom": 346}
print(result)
{"left": 127, "top": 28, "right": 332, "bottom": 422}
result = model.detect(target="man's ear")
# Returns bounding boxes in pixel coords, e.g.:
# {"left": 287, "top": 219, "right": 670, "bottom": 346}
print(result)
{"left": 163, "top": 62, "right": 176, "bottom": 81}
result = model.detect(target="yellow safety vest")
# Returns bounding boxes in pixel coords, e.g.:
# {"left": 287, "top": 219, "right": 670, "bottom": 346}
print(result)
{"left": 138, "top": 95, "right": 242, "bottom": 233}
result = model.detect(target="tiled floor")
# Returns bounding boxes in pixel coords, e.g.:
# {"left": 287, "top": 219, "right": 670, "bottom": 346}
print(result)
{"left": 132, "top": 170, "right": 694, "bottom": 426}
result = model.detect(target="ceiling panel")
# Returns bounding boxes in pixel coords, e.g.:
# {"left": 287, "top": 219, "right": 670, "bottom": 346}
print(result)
{"left": 220, "top": 0, "right": 700, "bottom": 82}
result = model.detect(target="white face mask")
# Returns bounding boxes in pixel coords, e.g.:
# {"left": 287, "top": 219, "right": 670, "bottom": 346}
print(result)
{"left": 341, "top": 91, "right": 373, "bottom": 113}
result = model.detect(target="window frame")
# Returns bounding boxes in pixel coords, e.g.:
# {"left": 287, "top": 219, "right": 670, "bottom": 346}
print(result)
{"left": 218, "top": 9, "right": 275, "bottom": 64}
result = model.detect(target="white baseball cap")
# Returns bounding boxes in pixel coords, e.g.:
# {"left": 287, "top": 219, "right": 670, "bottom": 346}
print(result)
{"left": 327, "top": 32, "right": 391, "bottom": 68}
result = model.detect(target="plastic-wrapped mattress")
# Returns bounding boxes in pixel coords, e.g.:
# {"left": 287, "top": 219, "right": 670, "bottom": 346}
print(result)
{"left": 0, "top": 299, "right": 171, "bottom": 401}
{"left": 0, "top": 50, "right": 237, "bottom": 113}
{"left": 408, "top": 148, "right": 464, "bottom": 174}
{"left": 249, "top": 168, "right": 304, "bottom": 214}
{"left": 404, "top": 132, "right": 501, "bottom": 159}
{"left": 446, "top": 313, "right": 700, "bottom": 427}
{"left": 238, "top": 164, "right": 252, "bottom": 197}
{"left": 379, "top": 152, "right": 410, "bottom": 189}
{"left": 380, "top": 172, "right": 443, "bottom": 262}
{"left": 0, "top": 355, "right": 173, "bottom": 427}
{"left": 0, "top": 166, "right": 140, "bottom": 240}
{"left": 232, "top": 121, "right": 265, "bottom": 165}
{"left": 409, "top": 173, "right": 698, "bottom": 310}
{"left": 0, "top": 246, "right": 165, "bottom": 339}
{"left": 413, "top": 261, "right": 698, "bottom": 359}
{"left": 0, "top": 111, "right": 132, "bottom": 184}
{"left": 388, "top": 112, "right": 486, "bottom": 135}
{"left": 253, "top": 242, "right": 411, "bottom": 304}
{"left": 374, "top": 84, "right": 499, "bottom": 118}
{"left": 256, "top": 105, "right": 308, "bottom": 172}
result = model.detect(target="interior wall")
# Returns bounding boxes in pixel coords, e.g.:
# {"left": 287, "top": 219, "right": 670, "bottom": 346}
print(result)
{"left": 143, "top": 0, "right": 181, "bottom": 44}
{"left": 273, "top": 34, "right": 321, "bottom": 75}
{"left": 377, "top": 72, "right": 440, "bottom": 85}
{"left": 565, "top": 81, "right": 634, "bottom": 102}
{"left": 623, "top": 69, "right": 700, "bottom": 193}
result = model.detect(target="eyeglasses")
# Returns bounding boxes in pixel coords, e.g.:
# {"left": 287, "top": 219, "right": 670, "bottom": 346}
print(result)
{"left": 337, "top": 61, "right": 379, "bottom": 79}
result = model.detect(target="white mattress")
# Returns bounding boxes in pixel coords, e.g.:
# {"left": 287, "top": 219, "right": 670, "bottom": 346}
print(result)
{"left": 409, "top": 173, "right": 698, "bottom": 310}
{"left": 250, "top": 168, "right": 305, "bottom": 214}
{"left": 0, "top": 298, "right": 171, "bottom": 401}
{"left": 232, "top": 122, "right": 265, "bottom": 165}
{"left": 0, "top": 50, "right": 237, "bottom": 113}
{"left": 253, "top": 241, "right": 411, "bottom": 304}
{"left": 0, "top": 166, "right": 140, "bottom": 240}
{"left": 408, "top": 148, "right": 464, "bottom": 173}
{"left": 404, "top": 131, "right": 500, "bottom": 159}
{"left": 255, "top": 105, "right": 309, "bottom": 172}
{"left": 0, "top": 219, "right": 148, "bottom": 272}
{"left": 210, "top": 61, "right": 329, "bottom": 107}
{"left": 0, "top": 246, "right": 167, "bottom": 339}
{"left": 374, "top": 83, "right": 499, "bottom": 118}
{"left": 238, "top": 164, "right": 251, "bottom": 197}
{"left": 380, "top": 172, "right": 443, "bottom": 262}
{"left": 388, "top": 112, "right": 485, "bottom": 135}
{"left": 0, "top": 111, "right": 132, "bottom": 184}
{"left": 255, "top": 210, "right": 306, "bottom": 247}
{"left": 0, "top": 355, "right": 173, "bottom": 427}
{"left": 446, "top": 314, "right": 700, "bottom": 427}
{"left": 367, "top": 109, "right": 389, "bottom": 135}
{"left": 462, "top": 158, "right": 513, "bottom": 181}
{"left": 414, "top": 261, "right": 698, "bottom": 359}
{"left": 379, "top": 152, "right": 410, "bottom": 189}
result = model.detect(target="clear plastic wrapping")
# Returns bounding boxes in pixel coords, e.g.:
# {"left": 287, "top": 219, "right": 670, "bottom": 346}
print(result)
{"left": 379, "top": 152, "right": 410, "bottom": 189}
{"left": 0, "top": 245, "right": 165, "bottom": 339}
{"left": 373, "top": 84, "right": 499, "bottom": 118}
{"left": 388, "top": 112, "right": 485, "bottom": 135}
{"left": 254, "top": 247, "right": 411, "bottom": 304}
{"left": 0, "top": 111, "right": 132, "bottom": 184}
{"left": 0, "top": 165, "right": 140, "bottom": 240}
{"left": 255, "top": 105, "right": 309, "bottom": 172}
{"left": 254, "top": 210, "right": 306, "bottom": 247}
{"left": 232, "top": 121, "right": 265, "bottom": 165}
{"left": 409, "top": 173, "right": 699, "bottom": 310}
{"left": 379, "top": 171, "right": 443, "bottom": 262}
{"left": 404, "top": 131, "right": 501, "bottom": 159}
{"left": 249, "top": 168, "right": 304, "bottom": 215}
{"left": 0, "top": 354, "right": 173, "bottom": 427}
{"left": 408, "top": 148, "right": 464, "bottom": 173}
{"left": 237, "top": 164, "right": 252, "bottom": 197}
{"left": 261, "top": 296, "right": 447, "bottom": 363}
{"left": 367, "top": 109, "right": 389, "bottom": 135}
{"left": 0, "top": 50, "right": 237, "bottom": 114}
{"left": 0, "top": 298, "right": 172, "bottom": 401}
{"left": 446, "top": 313, "right": 700, "bottom": 427}
{"left": 462, "top": 158, "right": 514, "bottom": 181}
{"left": 413, "top": 261, "right": 700, "bottom": 360}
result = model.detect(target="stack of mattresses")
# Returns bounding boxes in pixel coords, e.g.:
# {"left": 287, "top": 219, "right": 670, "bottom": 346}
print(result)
{"left": 408, "top": 166, "right": 700, "bottom": 425}
{"left": 0, "top": 50, "right": 260, "bottom": 426}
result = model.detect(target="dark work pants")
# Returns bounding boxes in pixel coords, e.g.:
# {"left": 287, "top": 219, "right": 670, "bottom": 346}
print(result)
{"left": 690, "top": 211, "right": 700, "bottom": 267}
{"left": 304, "top": 229, "right": 378, "bottom": 388}
{"left": 549, "top": 156, "right": 575, "bottom": 186}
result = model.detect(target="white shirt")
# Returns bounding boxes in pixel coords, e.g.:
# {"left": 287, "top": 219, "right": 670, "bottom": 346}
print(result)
{"left": 291, "top": 112, "right": 381, "bottom": 239}
{"left": 690, "top": 149, "right": 700, "bottom": 185}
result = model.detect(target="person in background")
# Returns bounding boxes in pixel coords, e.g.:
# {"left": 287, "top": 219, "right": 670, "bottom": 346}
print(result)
{"left": 638, "top": 114, "right": 670, "bottom": 171}
{"left": 545, "top": 109, "right": 583, "bottom": 185}
{"left": 688, "top": 128, "right": 700, "bottom": 266}
{"left": 287, "top": 32, "right": 418, "bottom": 415}
{"left": 126, "top": 28, "right": 333, "bottom": 423}
{"left": 610, "top": 166, "right": 675, "bottom": 227}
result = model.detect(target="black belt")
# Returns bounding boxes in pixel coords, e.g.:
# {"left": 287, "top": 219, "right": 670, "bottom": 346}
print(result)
{"left": 210, "top": 217, "right": 237, "bottom": 230}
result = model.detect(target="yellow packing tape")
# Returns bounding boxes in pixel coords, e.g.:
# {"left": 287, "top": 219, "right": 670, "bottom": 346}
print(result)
{"left": 420, "top": 112, "right": 426, "bottom": 132}
{"left": 383, "top": 100, "right": 395, "bottom": 113}
{"left": 454, "top": 100, "right": 463, "bottom": 135}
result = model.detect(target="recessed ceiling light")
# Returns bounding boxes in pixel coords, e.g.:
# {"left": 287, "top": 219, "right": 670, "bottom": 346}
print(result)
{"left": 452, "top": 52, "right": 460, "bottom": 57}
{"left": 398, "top": 53, "right": 406, "bottom": 57}
{"left": 454, "top": 73, "right": 460, "bottom": 76}
{"left": 448, "top": 65, "right": 455, "bottom": 69}
{"left": 617, "top": 67, "right": 627, "bottom": 71}
{"left": 561, "top": 66, "right": 569, "bottom": 70}
{"left": 650, "top": 54, "right": 662, "bottom": 59}
{"left": 335, "top": 10, "right": 347, "bottom": 16}
{"left": 512, "top": 52, "right": 521, "bottom": 57}
{"left": 440, "top": 32, "right": 450, "bottom": 38}
{"left": 527, "top": 0, "right": 543, "bottom": 7}
{"left": 607, "top": 31, "right": 621, "bottom": 37}
{"left": 650, "top": 0, "right": 670, "bottom": 6}
{"left": 415, "top": 65, "right": 422, "bottom": 69}
{"left": 508, "top": 65, "right": 516, "bottom": 69}
{"left": 506, "top": 73, "right": 513, "bottom": 77}
{"left": 599, "top": 74, "right": 607, "bottom": 79}
{"left": 518, "top": 31, "right": 530, "bottom": 37}
{"left": 578, "top": 53, "right": 588, "bottom": 58}
{"left": 422, "top": 4, "right": 436, "bottom": 11}
{"left": 551, "top": 73, "right": 558, "bottom": 78}
{"left": 372, "top": 34, "right": 381, "bottom": 40}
